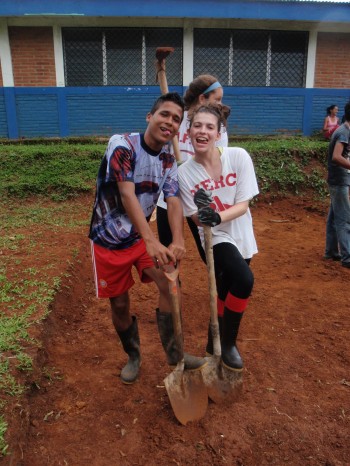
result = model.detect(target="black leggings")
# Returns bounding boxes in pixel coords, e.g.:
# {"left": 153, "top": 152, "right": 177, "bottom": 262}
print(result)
{"left": 156, "top": 206, "right": 253, "bottom": 300}
{"left": 213, "top": 242, "right": 254, "bottom": 301}
{"left": 156, "top": 205, "right": 206, "bottom": 263}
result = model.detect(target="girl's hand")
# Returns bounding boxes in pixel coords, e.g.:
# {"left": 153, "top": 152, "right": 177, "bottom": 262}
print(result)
{"left": 198, "top": 207, "right": 221, "bottom": 227}
{"left": 194, "top": 188, "right": 213, "bottom": 209}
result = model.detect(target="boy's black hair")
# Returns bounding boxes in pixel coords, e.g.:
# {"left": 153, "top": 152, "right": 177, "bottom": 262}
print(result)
{"left": 150, "top": 92, "right": 185, "bottom": 115}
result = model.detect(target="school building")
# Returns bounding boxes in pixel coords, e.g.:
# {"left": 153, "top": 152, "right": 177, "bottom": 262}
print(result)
{"left": 0, "top": 0, "right": 349, "bottom": 139}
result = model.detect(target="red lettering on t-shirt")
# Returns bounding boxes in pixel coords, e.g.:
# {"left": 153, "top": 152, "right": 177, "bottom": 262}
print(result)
{"left": 226, "top": 173, "right": 236, "bottom": 186}
{"left": 201, "top": 179, "right": 212, "bottom": 190}
{"left": 180, "top": 132, "right": 189, "bottom": 143}
{"left": 214, "top": 176, "right": 225, "bottom": 189}
{"left": 212, "top": 196, "right": 232, "bottom": 212}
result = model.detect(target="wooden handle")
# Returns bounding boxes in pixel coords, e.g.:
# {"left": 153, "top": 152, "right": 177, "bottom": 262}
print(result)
{"left": 163, "top": 265, "right": 184, "bottom": 360}
{"left": 156, "top": 60, "right": 181, "bottom": 163}
{"left": 157, "top": 63, "right": 169, "bottom": 94}
{"left": 168, "top": 280, "right": 184, "bottom": 360}
{"left": 203, "top": 226, "right": 221, "bottom": 357}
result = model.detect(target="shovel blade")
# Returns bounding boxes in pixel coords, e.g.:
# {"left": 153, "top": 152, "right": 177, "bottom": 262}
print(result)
{"left": 202, "top": 356, "right": 243, "bottom": 404}
{"left": 164, "top": 364, "right": 208, "bottom": 425}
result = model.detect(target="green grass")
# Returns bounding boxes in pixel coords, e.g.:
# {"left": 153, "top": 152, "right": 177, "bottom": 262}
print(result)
{"left": 0, "top": 142, "right": 104, "bottom": 199}
{"left": 234, "top": 137, "right": 329, "bottom": 197}
{"left": 0, "top": 416, "right": 8, "bottom": 456}
{"left": 0, "top": 136, "right": 329, "bottom": 457}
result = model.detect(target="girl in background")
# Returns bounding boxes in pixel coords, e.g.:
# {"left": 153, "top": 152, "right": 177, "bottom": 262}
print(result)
{"left": 323, "top": 104, "right": 339, "bottom": 140}
{"left": 157, "top": 75, "right": 229, "bottom": 262}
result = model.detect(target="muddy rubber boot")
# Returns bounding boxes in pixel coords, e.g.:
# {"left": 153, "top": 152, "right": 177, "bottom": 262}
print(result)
{"left": 205, "top": 315, "right": 223, "bottom": 356}
{"left": 156, "top": 309, "right": 207, "bottom": 371}
{"left": 221, "top": 308, "right": 244, "bottom": 371}
{"left": 116, "top": 316, "right": 141, "bottom": 384}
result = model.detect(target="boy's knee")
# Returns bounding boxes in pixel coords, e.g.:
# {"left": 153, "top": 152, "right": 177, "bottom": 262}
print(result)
{"left": 110, "top": 294, "right": 129, "bottom": 314}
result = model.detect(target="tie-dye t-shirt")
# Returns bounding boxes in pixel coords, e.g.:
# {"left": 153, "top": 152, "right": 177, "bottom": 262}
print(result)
{"left": 89, "top": 133, "right": 178, "bottom": 249}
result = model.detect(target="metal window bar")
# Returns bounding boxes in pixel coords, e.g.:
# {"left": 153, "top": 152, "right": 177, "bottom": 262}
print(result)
{"left": 102, "top": 32, "right": 107, "bottom": 86}
{"left": 142, "top": 33, "right": 146, "bottom": 85}
{"left": 266, "top": 34, "right": 272, "bottom": 87}
{"left": 228, "top": 34, "right": 233, "bottom": 86}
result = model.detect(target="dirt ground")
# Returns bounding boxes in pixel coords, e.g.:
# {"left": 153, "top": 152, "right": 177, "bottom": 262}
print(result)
{"left": 2, "top": 196, "right": 350, "bottom": 466}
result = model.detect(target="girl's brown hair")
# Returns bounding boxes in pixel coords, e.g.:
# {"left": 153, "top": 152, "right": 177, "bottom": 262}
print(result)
{"left": 183, "top": 75, "right": 219, "bottom": 110}
{"left": 189, "top": 102, "right": 230, "bottom": 131}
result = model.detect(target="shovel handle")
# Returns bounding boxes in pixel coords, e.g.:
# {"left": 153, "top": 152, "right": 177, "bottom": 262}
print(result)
{"left": 162, "top": 265, "right": 184, "bottom": 360}
{"left": 203, "top": 226, "right": 221, "bottom": 357}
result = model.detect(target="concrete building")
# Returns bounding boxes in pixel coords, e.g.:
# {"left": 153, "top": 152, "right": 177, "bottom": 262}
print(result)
{"left": 0, "top": 0, "right": 349, "bottom": 138}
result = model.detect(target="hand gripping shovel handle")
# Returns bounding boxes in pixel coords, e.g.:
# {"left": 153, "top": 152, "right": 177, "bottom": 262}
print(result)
{"left": 203, "top": 226, "right": 221, "bottom": 357}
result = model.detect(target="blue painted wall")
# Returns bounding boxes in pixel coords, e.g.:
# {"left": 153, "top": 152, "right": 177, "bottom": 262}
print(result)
{"left": 1, "top": 0, "right": 350, "bottom": 22}
{"left": 0, "top": 94, "right": 8, "bottom": 138}
{"left": 1, "top": 86, "right": 349, "bottom": 139}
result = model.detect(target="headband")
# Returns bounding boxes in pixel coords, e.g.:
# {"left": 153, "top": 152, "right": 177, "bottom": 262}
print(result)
{"left": 202, "top": 81, "right": 222, "bottom": 95}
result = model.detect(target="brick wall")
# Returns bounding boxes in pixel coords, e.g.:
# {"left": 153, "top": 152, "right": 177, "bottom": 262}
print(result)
{"left": 9, "top": 27, "right": 56, "bottom": 87}
{"left": 314, "top": 32, "right": 350, "bottom": 89}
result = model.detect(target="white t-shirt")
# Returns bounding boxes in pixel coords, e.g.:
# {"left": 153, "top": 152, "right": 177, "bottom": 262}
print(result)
{"left": 178, "top": 147, "right": 259, "bottom": 259}
{"left": 157, "top": 110, "right": 228, "bottom": 209}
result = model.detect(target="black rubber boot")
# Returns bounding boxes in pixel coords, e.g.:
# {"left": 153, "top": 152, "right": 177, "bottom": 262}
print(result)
{"left": 221, "top": 308, "right": 244, "bottom": 371}
{"left": 156, "top": 309, "right": 207, "bottom": 371}
{"left": 116, "top": 316, "right": 141, "bottom": 384}
{"left": 205, "top": 315, "right": 223, "bottom": 356}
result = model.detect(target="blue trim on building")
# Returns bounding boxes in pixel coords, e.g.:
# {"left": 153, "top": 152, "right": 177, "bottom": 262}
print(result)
{"left": 3, "top": 87, "right": 18, "bottom": 139}
{"left": 1, "top": 0, "right": 350, "bottom": 22}
{"left": 0, "top": 86, "right": 349, "bottom": 139}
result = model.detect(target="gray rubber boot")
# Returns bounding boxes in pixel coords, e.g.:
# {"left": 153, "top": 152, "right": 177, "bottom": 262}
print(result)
{"left": 116, "top": 316, "right": 141, "bottom": 384}
{"left": 156, "top": 309, "right": 207, "bottom": 371}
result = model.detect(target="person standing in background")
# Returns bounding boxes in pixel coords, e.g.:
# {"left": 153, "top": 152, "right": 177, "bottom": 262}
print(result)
{"left": 323, "top": 104, "right": 340, "bottom": 140}
{"left": 324, "top": 101, "right": 350, "bottom": 268}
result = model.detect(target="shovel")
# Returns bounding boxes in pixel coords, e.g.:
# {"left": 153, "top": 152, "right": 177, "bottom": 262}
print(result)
{"left": 162, "top": 263, "right": 208, "bottom": 425}
{"left": 201, "top": 226, "right": 243, "bottom": 403}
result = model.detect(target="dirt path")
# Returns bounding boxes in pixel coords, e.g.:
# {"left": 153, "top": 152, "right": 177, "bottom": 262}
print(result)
{"left": 4, "top": 198, "right": 350, "bottom": 466}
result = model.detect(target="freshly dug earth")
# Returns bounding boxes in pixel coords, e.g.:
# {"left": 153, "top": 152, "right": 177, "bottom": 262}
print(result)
{"left": 3, "top": 196, "right": 350, "bottom": 466}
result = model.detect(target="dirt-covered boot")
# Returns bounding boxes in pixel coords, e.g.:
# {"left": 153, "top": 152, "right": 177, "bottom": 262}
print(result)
{"left": 156, "top": 309, "right": 207, "bottom": 371}
{"left": 116, "top": 316, "right": 141, "bottom": 384}
{"left": 205, "top": 315, "right": 223, "bottom": 356}
{"left": 221, "top": 308, "right": 243, "bottom": 371}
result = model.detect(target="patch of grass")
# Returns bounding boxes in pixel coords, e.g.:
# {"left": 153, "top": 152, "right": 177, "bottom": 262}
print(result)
{"left": 0, "top": 143, "right": 104, "bottom": 200}
{"left": 0, "top": 415, "right": 8, "bottom": 456}
{"left": 232, "top": 137, "right": 328, "bottom": 198}
{"left": 1, "top": 199, "right": 90, "bottom": 231}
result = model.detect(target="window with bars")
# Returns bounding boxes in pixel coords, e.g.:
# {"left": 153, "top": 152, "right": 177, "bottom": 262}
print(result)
{"left": 62, "top": 28, "right": 183, "bottom": 86}
{"left": 194, "top": 29, "right": 308, "bottom": 88}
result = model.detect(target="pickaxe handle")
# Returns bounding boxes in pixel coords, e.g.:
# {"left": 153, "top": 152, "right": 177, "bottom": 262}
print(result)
{"left": 155, "top": 54, "right": 181, "bottom": 163}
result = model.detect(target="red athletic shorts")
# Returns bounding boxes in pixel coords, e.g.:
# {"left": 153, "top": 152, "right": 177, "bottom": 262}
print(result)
{"left": 90, "top": 239, "right": 154, "bottom": 298}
